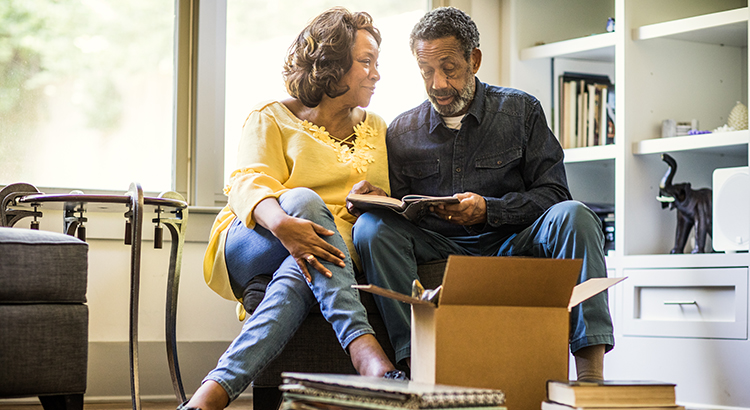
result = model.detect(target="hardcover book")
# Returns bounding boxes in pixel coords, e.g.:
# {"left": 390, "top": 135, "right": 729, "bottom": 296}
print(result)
{"left": 347, "top": 194, "right": 459, "bottom": 222}
{"left": 546, "top": 380, "right": 676, "bottom": 408}
{"left": 542, "top": 400, "right": 685, "bottom": 410}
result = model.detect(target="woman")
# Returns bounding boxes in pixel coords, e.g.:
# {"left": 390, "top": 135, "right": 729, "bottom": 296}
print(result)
{"left": 182, "top": 7, "right": 400, "bottom": 410}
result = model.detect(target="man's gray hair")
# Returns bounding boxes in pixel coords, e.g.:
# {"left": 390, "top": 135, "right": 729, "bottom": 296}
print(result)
{"left": 409, "top": 7, "right": 480, "bottom": 61}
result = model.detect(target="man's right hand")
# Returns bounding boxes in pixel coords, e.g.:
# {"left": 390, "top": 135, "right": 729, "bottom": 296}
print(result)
{"left": 347, "top": 180, "right": 388, "bottom": 216}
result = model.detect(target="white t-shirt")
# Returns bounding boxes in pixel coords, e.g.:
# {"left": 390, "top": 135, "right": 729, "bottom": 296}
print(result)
{"left": 443, "top": 114, "right": 465, "bottom": 130}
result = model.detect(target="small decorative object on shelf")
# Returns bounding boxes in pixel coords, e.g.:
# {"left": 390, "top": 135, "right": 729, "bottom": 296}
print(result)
{"left": 727, "top": 101, "right": 748, "bottom": 131}
{"left": 656, "top": 153, "right": 712, "bottom": 254}
{"left": 661, "top": 118, "right": 698, "bottom": 138}
{"left": 606, "top": 17, "right": 615, "bottom": 32}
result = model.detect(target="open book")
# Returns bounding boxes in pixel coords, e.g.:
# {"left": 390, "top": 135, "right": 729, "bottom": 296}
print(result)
{"left": 347, "top": 194, "right": 459, "bottom": 222}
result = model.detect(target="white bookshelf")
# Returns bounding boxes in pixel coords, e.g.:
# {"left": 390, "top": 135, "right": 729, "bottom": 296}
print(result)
{"left": 563, "top": 144, "right": 617, "bottom": 163}
{"left": 506, "top": 1, "right": 750, "bottom": 408}
{"left": 520, "top": 32, "right": 616, "bottom": 61}
{"left": 633, "top": 130, "right": 749, "bottom": 155}
{"left": 633, "top": 7, "right": 748, "bottom": 46}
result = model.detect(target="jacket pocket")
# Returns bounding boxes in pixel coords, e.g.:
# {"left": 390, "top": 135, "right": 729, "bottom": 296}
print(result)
{"left": 475, "top": 147, "right": 522, "bottom": 169}
{"left": 402, "top": 160, "right": 440, "bottom": 179}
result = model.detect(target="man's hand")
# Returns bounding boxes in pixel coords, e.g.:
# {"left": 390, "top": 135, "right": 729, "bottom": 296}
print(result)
{"left": 347, "top": 180, "right": 388, "bottom": 216}
{"left": 432, "top": 192, "right": 487, "bottom": 226}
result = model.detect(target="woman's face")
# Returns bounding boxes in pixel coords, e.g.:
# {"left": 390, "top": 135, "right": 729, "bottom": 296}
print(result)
{"left": 338, "top": 29, "right": 380, "bottom": 108}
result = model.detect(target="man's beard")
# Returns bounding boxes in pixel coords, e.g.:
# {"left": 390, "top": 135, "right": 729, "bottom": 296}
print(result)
{"left": 428, "top": 72, "right": 475, "bottom": 117}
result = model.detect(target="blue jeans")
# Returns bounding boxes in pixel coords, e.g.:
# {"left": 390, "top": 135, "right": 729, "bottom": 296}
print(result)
{"left": 352, "top": 200, "right": 614, "bottom": 364}
{"left": 204, "top": 188, "right": 373, "bottom": 402}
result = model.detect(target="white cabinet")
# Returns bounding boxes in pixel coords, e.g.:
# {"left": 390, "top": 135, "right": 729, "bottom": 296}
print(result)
{"left": 622, "top": 267, "right": 748, "bottom": 339}
{"left": 504, "top": 0, "right": 750, "bottom": 408}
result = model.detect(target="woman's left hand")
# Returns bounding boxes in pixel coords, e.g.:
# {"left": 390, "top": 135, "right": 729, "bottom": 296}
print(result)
{"left": 254, "top": 197, "right": 346, "bottom": 282}
{"left": 271, "top": 215, "right": 346, "bottom": 282}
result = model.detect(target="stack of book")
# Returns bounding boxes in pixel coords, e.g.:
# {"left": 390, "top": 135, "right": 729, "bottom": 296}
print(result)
{"left": 542, "top": 380, "right": 683, "bottom": 410}
{"left": 558, "top": 73, "right": 615, "bottom": 149}
{"left": 278, "top": 372, "right": 507, "bottom": 410}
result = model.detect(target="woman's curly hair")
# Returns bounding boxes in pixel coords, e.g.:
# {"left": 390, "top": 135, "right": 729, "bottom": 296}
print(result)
{"left": 409, "top": 7, "right": 479, "bottom": 62}
{"left": 283, "top": 7, "right": 381, "bottom": 108}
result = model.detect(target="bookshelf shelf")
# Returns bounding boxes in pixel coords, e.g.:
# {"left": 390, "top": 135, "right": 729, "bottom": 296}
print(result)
{"left": 621, "top": 252, "right": 750, "bottom": 269}
{"left": 632, "top": 130, "right": 749, "bottom": 156}
{"left": 507, "top": 2, "right": 750, "bottom": 407}
{"left": 519, "top": 32, "right": 615, "bottom": 62}
{"left": 564, "top": 144, "right": 617, "bottom": 163}
{"left": 633, "top": 7, "right": 748, "bottom": 47}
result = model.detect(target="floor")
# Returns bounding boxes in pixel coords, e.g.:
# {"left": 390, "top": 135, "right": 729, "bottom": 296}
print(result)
{"left": 0, "top": 399, "right": 253, "bottom": 410}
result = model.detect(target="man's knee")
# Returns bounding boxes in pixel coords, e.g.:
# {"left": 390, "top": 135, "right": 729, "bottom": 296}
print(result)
{"left": 549, "top": 201, "right": 602, "bottom": 232}
{"left": 352, "top": 211, "right": 388, "bottom": 246}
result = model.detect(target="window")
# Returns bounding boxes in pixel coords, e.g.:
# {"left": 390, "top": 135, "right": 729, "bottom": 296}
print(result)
{"left": 223, "top": 0, "right": 428, "bottom": 183}
{"left": 1, "top": 0, "right": 429, "bottom": 202}
{"left": 0, "top": 0, "right": 176, "bottom": 192}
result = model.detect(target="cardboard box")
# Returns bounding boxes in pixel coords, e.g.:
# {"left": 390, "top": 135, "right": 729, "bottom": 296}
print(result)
{"left": 356, "top": 255, "right": 623, "bottom": 410}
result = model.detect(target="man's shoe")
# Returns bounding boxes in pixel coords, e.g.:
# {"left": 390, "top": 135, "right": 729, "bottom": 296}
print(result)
{"left": 383, "top": 370, "right": 408, "bottom": 381}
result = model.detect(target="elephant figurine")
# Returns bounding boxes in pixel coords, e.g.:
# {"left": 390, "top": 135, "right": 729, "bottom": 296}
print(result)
{"left": 656, "top": 153, "right": 712, "bottom": 253}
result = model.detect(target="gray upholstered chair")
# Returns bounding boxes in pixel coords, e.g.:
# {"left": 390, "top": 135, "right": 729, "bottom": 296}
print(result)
{"left": 248, "top": 259, "right": 447, "bottom": 410}
{"left": 0, "top": 227, "right": 89, "bottom": 410}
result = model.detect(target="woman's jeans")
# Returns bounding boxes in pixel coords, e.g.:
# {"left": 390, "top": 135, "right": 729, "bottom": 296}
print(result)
{"left": 352, "top": 200, "right": 614, "bottom": 364}
{"left": 204, "top": 188, "right": 373, "bottom": 402}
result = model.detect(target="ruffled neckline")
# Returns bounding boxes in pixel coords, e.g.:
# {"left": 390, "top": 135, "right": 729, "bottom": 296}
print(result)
{"left": 298, "top": 117, "right": 378, "bottom": 174}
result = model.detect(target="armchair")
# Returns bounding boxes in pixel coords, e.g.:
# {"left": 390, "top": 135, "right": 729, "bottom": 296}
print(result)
{"left": 0, "top": 227, "right": 89, "bottom": 410}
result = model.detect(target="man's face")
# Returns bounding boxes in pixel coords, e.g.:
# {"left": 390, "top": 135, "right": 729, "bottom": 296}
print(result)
{"left": 414, "top": 36, "right": 479, "bottom": 117}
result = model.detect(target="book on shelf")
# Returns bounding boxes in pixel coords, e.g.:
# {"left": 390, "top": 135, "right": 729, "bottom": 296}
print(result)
{"left": 347, "top": 193, "right": 459, "bottom": 222}
{"left": 541, "top": 401, "right": 684, "bottom": 410}
{"left": 279, "top": 372, "right": 507, "bottom": 410}
{"left": 546, "top": 380, "right": 676, "bottom": 408}
{"left": 558, "top": 72, "right": 614, "bottom": 149}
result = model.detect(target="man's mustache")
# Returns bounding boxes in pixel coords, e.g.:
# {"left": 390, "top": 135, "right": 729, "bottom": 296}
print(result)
{"left": 429, "top": 88, "right": 457, "bottom": 98}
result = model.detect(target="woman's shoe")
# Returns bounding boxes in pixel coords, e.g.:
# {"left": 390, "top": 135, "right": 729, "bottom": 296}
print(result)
{"left": 383, "top": 370, "right": 408, "bottom": 381}
{"left": 176, "top": 400, "right": 201, "bottom": 410}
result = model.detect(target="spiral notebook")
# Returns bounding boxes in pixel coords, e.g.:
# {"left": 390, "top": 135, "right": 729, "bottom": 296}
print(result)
{"left": 280, "top": 372, "right": 506, "bottom": 410}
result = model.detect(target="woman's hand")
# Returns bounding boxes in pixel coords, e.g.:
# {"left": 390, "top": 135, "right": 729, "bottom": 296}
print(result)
{"left": 254, "top": 198, "right": 345, "bottom": 282}
{"left": 271, "top": 216, "right": 346, "bottom": 282}
{"left": 347, "top": 180, "right": 388, "bottom": 216}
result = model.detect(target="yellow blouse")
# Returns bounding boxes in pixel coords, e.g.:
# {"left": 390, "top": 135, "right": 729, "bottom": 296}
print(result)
{"left": 203, "top": 101, "right": 390, "bottom": 305}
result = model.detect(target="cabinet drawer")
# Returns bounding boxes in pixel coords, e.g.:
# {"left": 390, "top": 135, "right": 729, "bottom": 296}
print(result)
{"left": 622, "top": 268, "right": 748, "bottom": 339}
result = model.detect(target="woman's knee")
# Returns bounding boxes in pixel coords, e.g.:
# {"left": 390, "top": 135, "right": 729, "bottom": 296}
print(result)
{"left": 278, "top": 188, "right": 330, "bottom": 221}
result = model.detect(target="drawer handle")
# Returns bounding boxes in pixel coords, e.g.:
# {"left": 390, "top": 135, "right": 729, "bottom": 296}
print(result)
{"left": 663, "top": 300, "right": 697, "bottom": 305}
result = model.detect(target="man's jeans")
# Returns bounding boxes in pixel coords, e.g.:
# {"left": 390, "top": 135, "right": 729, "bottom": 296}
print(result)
{"left": 353, "top": 200, "right": 614, "bottom": 364}
{"left": 205, "top": 188, "right": 373, "bottom": 402}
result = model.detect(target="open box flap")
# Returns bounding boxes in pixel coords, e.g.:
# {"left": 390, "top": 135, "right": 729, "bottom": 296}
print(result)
{"left": 352, "top": 284, "right": 432, "bottom": 305}
{"left": 438, "top": 255, "right": 582, "bottom": 308}
{"left": 568, "top": 276, "right": 626, "bottom": 310}
{"left": 354, "top": 256, "right": 625, "bottom": 309}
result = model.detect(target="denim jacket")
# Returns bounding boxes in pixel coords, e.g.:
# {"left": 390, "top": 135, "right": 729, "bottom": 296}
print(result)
{"left": 386, "top": 78, "right": 571, "bottom": 238}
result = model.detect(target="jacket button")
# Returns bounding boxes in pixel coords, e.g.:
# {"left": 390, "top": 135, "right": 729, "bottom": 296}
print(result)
{"left": 455, "top": 167, "right": 461, "bottom": 172}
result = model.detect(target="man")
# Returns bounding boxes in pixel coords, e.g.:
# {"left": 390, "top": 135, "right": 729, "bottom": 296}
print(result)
{"left": 349, "top": 6, "right": 613, "bottom": 381}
